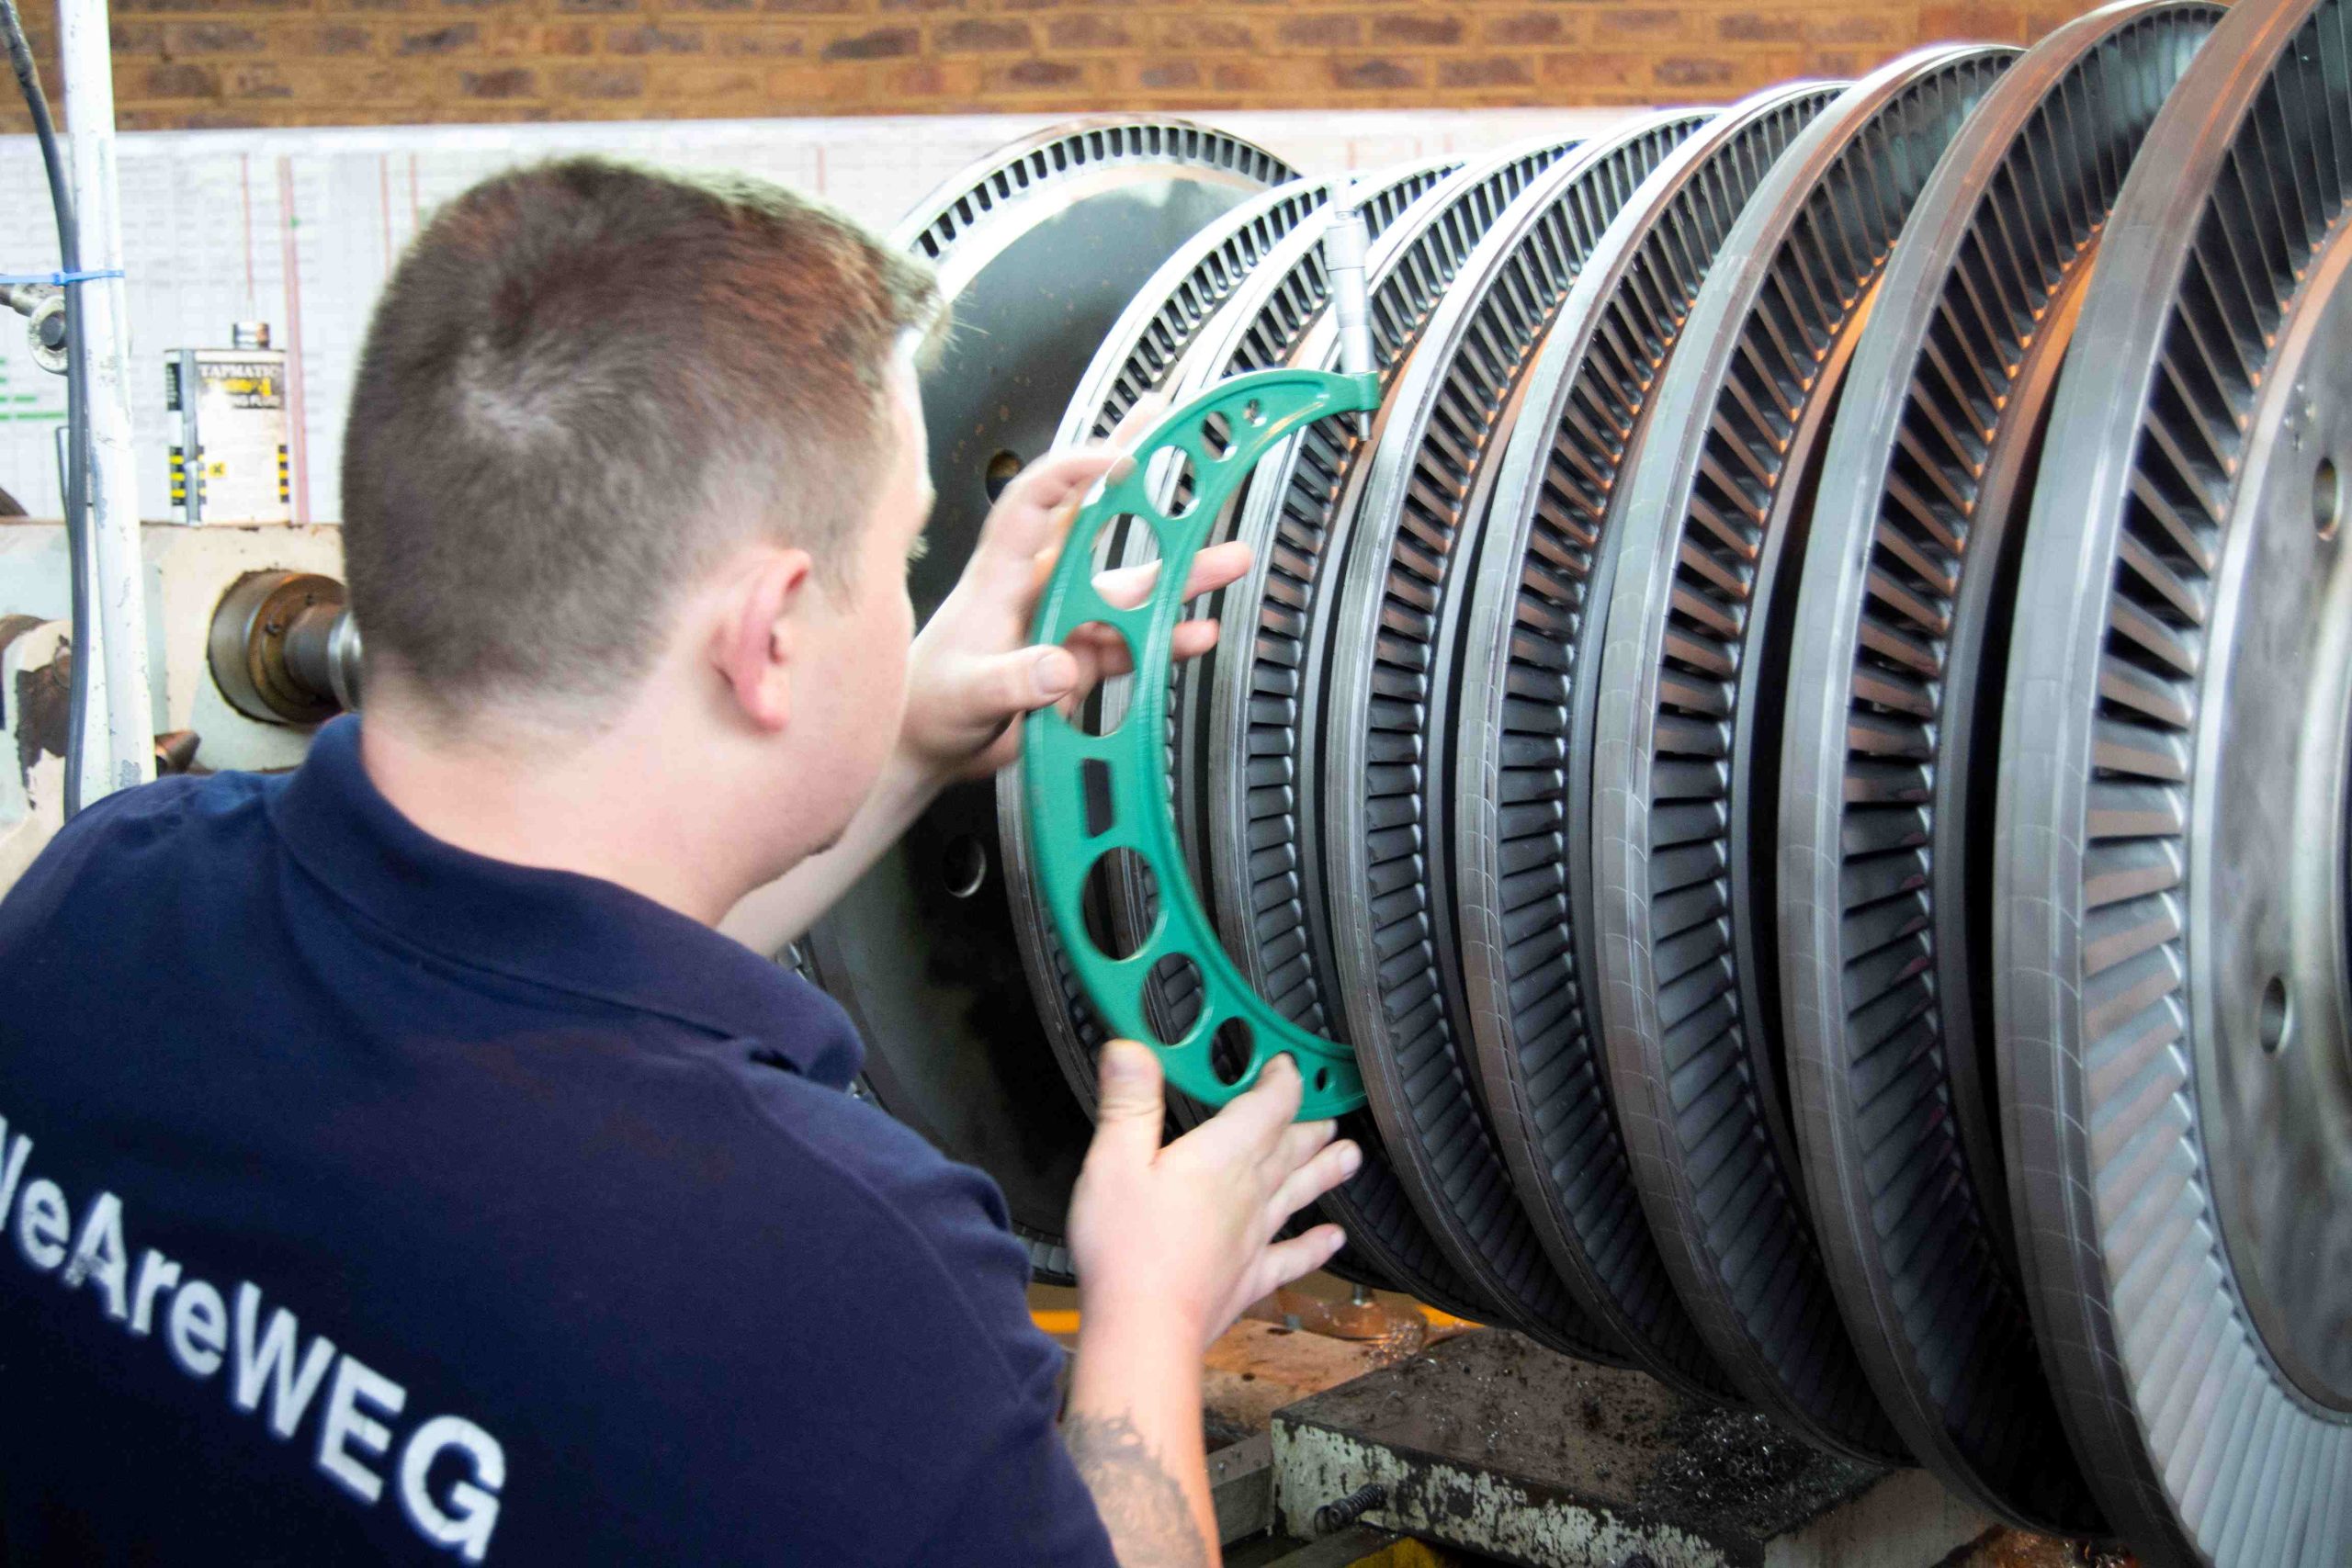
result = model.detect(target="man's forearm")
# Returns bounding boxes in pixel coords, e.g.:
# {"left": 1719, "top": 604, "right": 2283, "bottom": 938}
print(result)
{"left": 1063, "top": 1307, "right": 1216, "bottom": 1568}
{"left": 718, "top": 750, "right": 941, "bottom": 954}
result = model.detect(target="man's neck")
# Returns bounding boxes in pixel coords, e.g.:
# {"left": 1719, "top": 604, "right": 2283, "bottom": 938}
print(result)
{"left": 357, "top": 700, "right": 748, "bottom": 927}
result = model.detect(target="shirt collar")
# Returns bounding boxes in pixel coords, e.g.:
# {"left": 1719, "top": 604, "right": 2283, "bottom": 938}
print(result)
{"left": 268, "top": 716, "right": 861, "bottom": 1086}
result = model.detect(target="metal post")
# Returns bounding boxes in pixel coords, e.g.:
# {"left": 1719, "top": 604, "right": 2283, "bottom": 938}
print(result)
{"left": 58, "top": 0, "right": 153, "bottom": 796}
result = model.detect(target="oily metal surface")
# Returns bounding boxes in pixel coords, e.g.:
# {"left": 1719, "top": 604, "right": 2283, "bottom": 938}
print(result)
{"left": 1996, "top": 0, "right": 2352, "bottom": 1558}
{"left": 1456, "top": 84, "right": 1839, "bottom": 1405}
{"left": 816, "top": 119, "right": 1291, "bottom": 1278}
{"left": 1318, "top": 116, "right": 1714, "bottom": 1371}
{"left": 1778, "top": 1, "right": 2217, "bottom": 1531}
{"left": 1192, "top": 140, "right": 1590, "bottom": 1326}
{"left": 1590, "top": 47, "right": 2016, "bottom": 1462}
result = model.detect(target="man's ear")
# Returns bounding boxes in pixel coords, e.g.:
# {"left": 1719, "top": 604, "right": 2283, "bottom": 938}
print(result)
{"left": 711, "top": 547, "right": 816, "bottom": 733}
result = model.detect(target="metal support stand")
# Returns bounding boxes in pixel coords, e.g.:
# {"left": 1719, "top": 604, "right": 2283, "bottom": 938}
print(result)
{"left": 1266, "top": 1332, "right": 1999, "bottom": 1568}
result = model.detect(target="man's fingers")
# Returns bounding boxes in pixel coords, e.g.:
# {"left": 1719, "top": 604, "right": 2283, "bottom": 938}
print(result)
{"left": 978, "top": 447, "right": 1129, "bottom": 567}
{"left": 1273, "top": 1117, "right": 1339, "bottom": 1173}
{"left": 1092, "top": 559, "right": 1160, "bottom": 610}
{"left": 1170, "top": 619, "right": 1220, "bottom": 662}
{"left": 1250, "top": 1225, "right": 1350, "bottom": 1298}
{"left": 1105, "top": 389, "right": 1174, "bottom": 450}
{"left": 1087, "top": 1039, "right": 1169, "bottom": 1167}
{"left": 1182, "top": 539, "right": 1252, "bottom": 599}
{"left": 1207, "top": 1053, "right": 1306, "bottom": 1155}
{"left": 1272, "top": 1138, "right": 1361, "bottom": 1222}
{"left": 932, "top": 647, "right": 1081, "bottom": 733}
{"left": 1090, "top": 540, "right": 1252, "bottom": 612}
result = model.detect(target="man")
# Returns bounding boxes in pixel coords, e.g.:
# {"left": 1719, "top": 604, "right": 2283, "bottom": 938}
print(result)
{"left": 0, "top": 159, "right": 1357, "bottom": 1564}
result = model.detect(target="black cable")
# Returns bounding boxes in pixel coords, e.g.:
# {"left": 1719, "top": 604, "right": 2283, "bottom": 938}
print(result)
{"left": 3, "top": 0, "right": 94, "bottom": 817}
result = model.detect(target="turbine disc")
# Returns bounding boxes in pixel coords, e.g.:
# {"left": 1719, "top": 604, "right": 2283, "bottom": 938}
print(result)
{"left": 1590, "top": 47, "right": 2018, "bottom": 1461}
{"left": 1316, "top": 112, "right": 1719, "bottom": 1364}
{"left": 989, "top": 161, "right": 1452, "bottom": 1293}
{"left": 1998, "top": 0, "right": 2352, "bottom": 1557}
{"left": 1779, "top": 0, "right": 2219, "bottom": 1529}
{"left": 1456, "top": 82, "right": 1842, "bottom": 1403}
{"left": 1193, "top": 138, "right": 1593, "bottom": 1325}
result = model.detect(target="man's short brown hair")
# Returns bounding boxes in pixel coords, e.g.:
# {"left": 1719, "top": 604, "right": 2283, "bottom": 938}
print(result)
{"left": 340, "top": 157, "right": 940, "bottom": 721}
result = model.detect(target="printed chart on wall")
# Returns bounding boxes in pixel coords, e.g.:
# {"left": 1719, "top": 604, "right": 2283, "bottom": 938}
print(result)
{"left": 0, "top": 106, "right": 1586, "bottom": 523}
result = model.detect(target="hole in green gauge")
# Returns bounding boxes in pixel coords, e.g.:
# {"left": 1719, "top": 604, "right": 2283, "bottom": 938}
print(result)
{"left": 1080, "top": 758, "right": 1113, "bottom": 838}
{"left": 1091, "top": 513, "right": 1149, "bottom": 580}
{"left": 1141, "top": 953, "right": 1201, "bottom": 1047}
{"left": 1080, "top": 514, "right": 1157, "bottom": 737}
{"left": 1068, "top": 620, "right": 1137, "bottom": 738}
{"left": 1203, "top": 411, "right": 1234, "bottom": 459}
{"left": 984, "top": 449, "right": 1023, "bottom": 503}
{"left": 1210, "top": 1018, "right": 1254, "bottom": 1086}
{"left": 1242, "top": 399, "right": 1265, "bottom": 426}
{"left": 2259, "top": 974, "right": 2294, "bottom": 1055}
{"left": 1312, "top": 1065, "right": 1331, "bottom": 1092}
{"left": 1148, "top": 954, "right": 1204, "bottom": 1046}
{"left": 940, "top": 834, "right": 986, "bottom": 899}
{"left": 1081, "top": 850, "right": 1156, "bottom": 962}
{"left": 1142, "top": 447, "right": 1200, "bottom": 521}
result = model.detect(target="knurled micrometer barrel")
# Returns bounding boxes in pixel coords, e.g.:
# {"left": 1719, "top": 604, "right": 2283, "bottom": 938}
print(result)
{"left": 1325, "top": 186, "right": 1375, "bottom": 379}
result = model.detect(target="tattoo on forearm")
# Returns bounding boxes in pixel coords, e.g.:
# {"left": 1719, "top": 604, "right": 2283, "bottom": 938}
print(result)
{"left": 1060, "top": 1413, "right": 1209, "bottom": 1568}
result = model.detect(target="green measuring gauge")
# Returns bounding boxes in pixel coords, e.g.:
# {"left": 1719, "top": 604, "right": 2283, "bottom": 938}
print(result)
{"left": 1023, "top": 197, "right": 1382, "bottom": 1120}
{"left": 1019, "top": 364, "right": 1379, "bottom": 1120}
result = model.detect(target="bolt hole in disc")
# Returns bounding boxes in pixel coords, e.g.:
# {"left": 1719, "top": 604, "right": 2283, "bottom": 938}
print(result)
{"left": 2259, "top": 974, "right": 2294, "bottom": 1055}
{"left": 984, "top": 449, "right": 1023, "bottom": 502}
{"left": 2318, "top": 456, "right": 2342, "bottom": 540}
{"left": 941, "top": 834, "right": 988, "bottom": 899}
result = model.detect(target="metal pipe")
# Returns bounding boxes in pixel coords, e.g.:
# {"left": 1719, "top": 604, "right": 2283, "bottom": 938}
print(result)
{"left": 59, "top": 0, "right": 153, "bottom": 798}
{"left": 282, "top": 604, "right": 362, "bottom": 715}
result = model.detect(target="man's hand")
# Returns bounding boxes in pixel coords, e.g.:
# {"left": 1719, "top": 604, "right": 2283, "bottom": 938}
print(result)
{"left": 1060, "top": 1044, "right": 1357, "bottom": 1566}
{"left": 898, "top": 409, "right": 1253, "bottom": 787}
{"left": 718, "top": 405, "right": 1250, "bottom": 956}
{"left": 1069, "top": 1043, "right": 1357, "bottom": 1353}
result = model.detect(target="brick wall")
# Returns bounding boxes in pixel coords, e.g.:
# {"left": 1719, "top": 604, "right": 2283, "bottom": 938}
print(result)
{"left": 4, "top": 1, "right": 2098, "bottom": 133}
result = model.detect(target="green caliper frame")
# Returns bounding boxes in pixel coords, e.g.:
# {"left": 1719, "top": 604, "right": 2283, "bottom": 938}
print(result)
{"left": 1019, "top": 365, "right": 1379, "bottom": 1120}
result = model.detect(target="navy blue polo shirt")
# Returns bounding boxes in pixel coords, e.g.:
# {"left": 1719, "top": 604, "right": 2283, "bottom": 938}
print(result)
{"left": 0, "top": 718, "right": 1115, "bottom": 1565}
